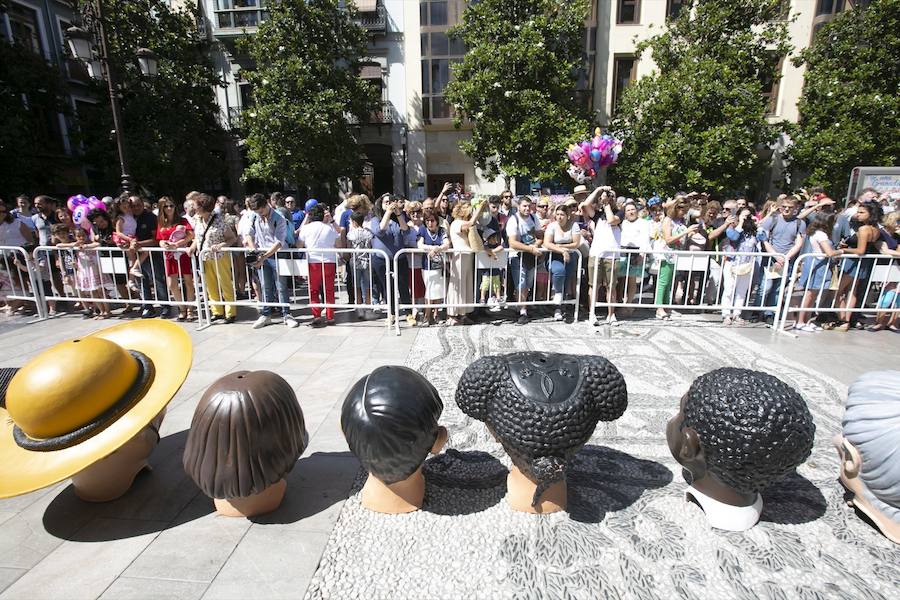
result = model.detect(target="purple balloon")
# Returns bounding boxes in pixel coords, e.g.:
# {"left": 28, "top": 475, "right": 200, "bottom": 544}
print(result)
{"left": 67, "top": 194, "right": 87, "bottom": 213}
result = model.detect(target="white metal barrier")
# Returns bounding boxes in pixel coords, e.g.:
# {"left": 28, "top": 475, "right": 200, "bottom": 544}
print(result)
{"left": 0, "top": 246, "right": 48, "bottom": 319}
{"left": 33, "top": 245, "right": 206, "bottom": 326}
{"left": 198, "top": 247, "right": 391, "bottom": 327}
{"left": 778, "top": 253, "right": 900, "bottom": 331}
{"left": 587, "top": 248, "right": 791, "bottom": 328}
{"left": 393, "top": 248, "right": 583, "bottom": 335}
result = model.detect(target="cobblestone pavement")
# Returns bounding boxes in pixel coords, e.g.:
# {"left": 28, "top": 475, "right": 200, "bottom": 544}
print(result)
{"left": 306, "top": 324, "right": 900, "bottom": 600}
{"left": 0, "top": 313, "right": 899, "bottom": 599}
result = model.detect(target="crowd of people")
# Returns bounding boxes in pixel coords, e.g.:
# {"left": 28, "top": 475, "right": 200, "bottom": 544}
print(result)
{"left": 1, "top": 183, "right": 898, "bottom": 332}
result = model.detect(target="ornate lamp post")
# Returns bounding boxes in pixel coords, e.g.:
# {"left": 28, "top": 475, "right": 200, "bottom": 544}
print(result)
{"left": 66, "top": 1, "right": 158, "bottom": 193}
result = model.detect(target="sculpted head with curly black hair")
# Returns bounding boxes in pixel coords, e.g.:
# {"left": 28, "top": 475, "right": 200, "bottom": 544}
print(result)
{"left": 183, "top": 371, "right": 308, "bottom": 517}
{"left": 456, "top": 352, "right": 628, "bottom": 514}
{"left": 666, "top": 368, "right": 815, "bottom": 530}
{"left": 341, "top": 366, "right": 447, "bottom": 514}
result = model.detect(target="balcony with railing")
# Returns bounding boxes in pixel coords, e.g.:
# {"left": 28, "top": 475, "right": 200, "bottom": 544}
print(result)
{"left": 211, "top": 0, "right": 269, "bottom": 35}
{"left": 355, "top": 1, "right": 386, "bottom": 34}
{"left": 347, "top": 101, "right": 395, "bottom": 125}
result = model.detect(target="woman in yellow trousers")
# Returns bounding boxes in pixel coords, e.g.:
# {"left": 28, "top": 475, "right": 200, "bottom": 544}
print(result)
{"left": 188, "top": 192, "right": 237, "bottom": 322}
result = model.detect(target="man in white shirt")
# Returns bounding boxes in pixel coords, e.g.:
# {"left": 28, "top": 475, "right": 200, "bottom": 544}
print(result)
{"left": 505, "top": 196, "right": 543, "bottom": 325}
{"left": 243, "top": 193, "right": 298, "bottom": 329}
{"left": 588, "top": 194, "right": 622, "bottom": 325}
{"left": 297, "top": 204, "right": 342, "bottom": 327}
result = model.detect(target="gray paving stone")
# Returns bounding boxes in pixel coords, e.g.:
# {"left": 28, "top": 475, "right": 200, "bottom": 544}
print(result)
{"left": 98, "top": 576, "right": 208, "bottom": 600}
{"left": 201, "top": 529, "right": 329, "bottom": 600}
{"left": 0, "top": 568, "right": 25, "bottom": 595}
{"left": 123, "top": 496, "right": 251, "bottom": 583}
{"left": 0, "top": 518, "right": 165, "bottom": 600}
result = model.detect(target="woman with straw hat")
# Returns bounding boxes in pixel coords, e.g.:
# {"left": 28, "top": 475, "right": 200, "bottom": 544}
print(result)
{"left": 0, "top": 319, "right": 192, "bottom": 501}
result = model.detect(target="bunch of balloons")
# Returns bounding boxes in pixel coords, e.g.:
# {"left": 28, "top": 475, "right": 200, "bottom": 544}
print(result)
{"left": 566, "top": 128, "right": 623, "bottom": 183}
{"left": 67, "top": 194, "right": 106, "bottom": 232}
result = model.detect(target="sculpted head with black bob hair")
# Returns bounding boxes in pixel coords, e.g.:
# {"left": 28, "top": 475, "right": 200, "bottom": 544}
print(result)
{"left": 455, "top": 352, "right": 628, "bottom": 507}
{"left": 341, "top": 366, "right": 443, "bottom": 484}
{"left": 672, "top": 367, "right": 815, "bottom": 495}
{"left": 183, "top": 371, "right": 308, "bottom": 499}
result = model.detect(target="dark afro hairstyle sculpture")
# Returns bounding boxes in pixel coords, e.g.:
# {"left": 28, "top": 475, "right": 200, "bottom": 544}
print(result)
{"left": 341, "top": 366, "right": 443, "bottom": 485}
{"left": 456, "top": 352, "right": 628, "bottom": 507}
{"left": 682, "top": 368, "right": 815, "bottom": 495}
{"left": 183, "top": 371, "right": 308, "bottom": 499}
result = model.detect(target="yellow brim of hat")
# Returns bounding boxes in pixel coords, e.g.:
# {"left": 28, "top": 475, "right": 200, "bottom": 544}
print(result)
{"left": 0, "top": 319, "right": 192, "bottom": 499}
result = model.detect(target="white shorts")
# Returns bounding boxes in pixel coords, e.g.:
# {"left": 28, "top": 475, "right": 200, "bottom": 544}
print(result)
{"left": 423, "top": 269, "right": 446, "bottom": 300}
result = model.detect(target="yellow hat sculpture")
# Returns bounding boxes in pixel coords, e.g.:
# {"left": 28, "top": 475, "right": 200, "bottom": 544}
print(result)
{"left": 0, "top": 320, "right": 192, "bottom": 498}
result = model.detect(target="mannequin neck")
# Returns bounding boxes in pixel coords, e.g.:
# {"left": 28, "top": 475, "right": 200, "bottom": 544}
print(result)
{"left": 360, "top": 467, "right": 425, "bottom": 514}
{"left": 688, "top": 469, "right": 759, "bottom": 507}
{"left": 506, "top": 464, "right": 566, "bottom": 514}
{"left": 214, "top": 479, "right": 287, "bottom": 518}
{"left": 686, "top": 484, "right": 762, "bottom": 531}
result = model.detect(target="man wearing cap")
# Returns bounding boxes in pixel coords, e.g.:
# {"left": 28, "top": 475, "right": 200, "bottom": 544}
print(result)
{"left": 0, "top": 320, "right": 191, "bottom": 502}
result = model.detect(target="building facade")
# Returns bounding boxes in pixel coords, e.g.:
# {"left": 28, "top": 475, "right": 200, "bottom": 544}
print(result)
{"left": 201, "top": 0, "right": 865, "bottom": 199}
{"left": 1, "top": 0, "right": 93, "bottom": 194}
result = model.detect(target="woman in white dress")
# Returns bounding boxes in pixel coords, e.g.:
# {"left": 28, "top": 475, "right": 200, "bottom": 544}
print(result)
{"left": 447, "top": 201, "right": 487, "bottom": 325}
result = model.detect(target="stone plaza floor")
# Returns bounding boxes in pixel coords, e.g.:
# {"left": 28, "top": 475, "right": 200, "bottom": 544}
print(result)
{"left": 0, "top": 311, "right": 898, "bottom": 599}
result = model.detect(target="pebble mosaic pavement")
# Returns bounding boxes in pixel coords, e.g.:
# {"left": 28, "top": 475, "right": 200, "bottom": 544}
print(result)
{"left": 305, "top": 324, "right": 900, "bottom": 600}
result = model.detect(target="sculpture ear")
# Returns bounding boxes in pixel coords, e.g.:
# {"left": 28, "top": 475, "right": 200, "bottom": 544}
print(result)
{"left": 679, "top": 427, "right": 707, "bottom": 479}
{"left": 842, "top": 439, "right": 862, "bottom": 478}
{"left": 432, "top": 426, "right": 448, "bottom": 454}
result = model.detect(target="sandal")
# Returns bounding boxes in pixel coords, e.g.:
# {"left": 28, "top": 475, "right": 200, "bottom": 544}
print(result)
{"left": 889, "top": 325, "right": 900, "bottom": 333}
{"left": 867, "top": 324, "right": 887, "bottom": 332}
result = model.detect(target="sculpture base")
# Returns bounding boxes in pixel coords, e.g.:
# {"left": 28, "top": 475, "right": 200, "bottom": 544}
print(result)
{"left": 360, "top": 469, "right": 425, "bottom": 514}
{"left": 215, "top": 479, "right": 287, "bottom": 517}
{"left": 72, "top": 415, "right": 164, "bottom": 502}
{"left": 685, "top": 485, "right": 762, "bottom": 531}
{"left": 506, "top": 465, "right": 566, "bottom": 514}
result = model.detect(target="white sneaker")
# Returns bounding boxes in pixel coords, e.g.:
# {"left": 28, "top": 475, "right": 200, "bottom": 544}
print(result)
{"left": 284, "top": 315, "right": 299, "bottom": 328}
{"left": 552, "top": 292, "right": 563, "bottom": 305}
{"left": 606, "top": 315, "right": 618, "bottom": 326}
{"left": 252, "top": 315, "right": 272, "bottom": 329}
{"left": 554, "top": 309, "right": 564, "bottom": 321}
{"left": 487, "top": 297, "right": 501, "bottom": 312}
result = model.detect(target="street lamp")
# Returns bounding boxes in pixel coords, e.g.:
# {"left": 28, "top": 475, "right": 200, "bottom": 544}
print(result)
{"left": 66, "top": 2, "right": 159, "bottom": 193}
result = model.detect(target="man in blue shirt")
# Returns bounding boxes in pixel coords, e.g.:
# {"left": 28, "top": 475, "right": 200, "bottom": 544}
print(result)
{"left": 286, "top": 196, "right": 304, "bottom": 232}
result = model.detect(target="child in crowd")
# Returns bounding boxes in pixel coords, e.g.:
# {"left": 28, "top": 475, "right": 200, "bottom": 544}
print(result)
{"left": 50, "top": 224, "right": 76, "bottom": 298}
{"left": 418, "top": 212, "right": 450, "bottom": 326}
{"left": 56, "top": 226, "right": 111, "bottom": 319}
{"left": 113, "top": 196, "right": 144, "bottom": 280}
{"left": 479, "top": 228, "right": 504, "bottom": 312}
{"left": 346, "top": 211, "right": 374, "bottom": 316}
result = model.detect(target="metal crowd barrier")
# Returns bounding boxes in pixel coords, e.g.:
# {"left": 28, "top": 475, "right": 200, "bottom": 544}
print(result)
{"left": 778, "top": 253, "right": 900, "bottom": 331}
{"left": 587, "top": 248, "right": 790, "bottom": 328}
{"left": 8, "top": 244, "right": 899, "bottom": 335}
{"left": 32, "top": 245, "right": 206, "bottom": 326}
{"left": 393, "top": 248, "right": 583, "bottom": 335}
{"left": 197, "top": 247, "right": 391, "bottom": 328}
{"left": 0, "top": 246, "right": 48, "bottom": 319}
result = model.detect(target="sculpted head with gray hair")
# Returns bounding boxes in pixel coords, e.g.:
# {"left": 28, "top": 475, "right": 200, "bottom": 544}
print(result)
{"left": 837, "top": 370, "right": 900, "bottom": 543}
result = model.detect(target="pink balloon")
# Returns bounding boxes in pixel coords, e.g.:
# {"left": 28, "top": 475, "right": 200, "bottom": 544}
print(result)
{"left": 87, "top": 198, "right": 106, "bottom": 213}
{"left": 580, "top": 141, "right": 591, "bottom": 157}
{"left": 67, "top": 194, "right": 87, "bottom": 213}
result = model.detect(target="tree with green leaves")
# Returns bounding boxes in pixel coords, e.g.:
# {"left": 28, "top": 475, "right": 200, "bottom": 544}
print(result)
{"left": 0, "top": 37, "right": 71, "bottom": 199}
{"left": 444, "top": 0, "right": 591, "bottom": 182}
{"left": 73, "top": 0, "right": 226, "bottom": 197}
{"left": 238, "top": 0, "right": 377, "bottom": 191}
{"left": 787, "top": 0, "right": 899, "bottom": 199}
{"left": 610, "top": 0, "right": 791, "bottom": 196}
